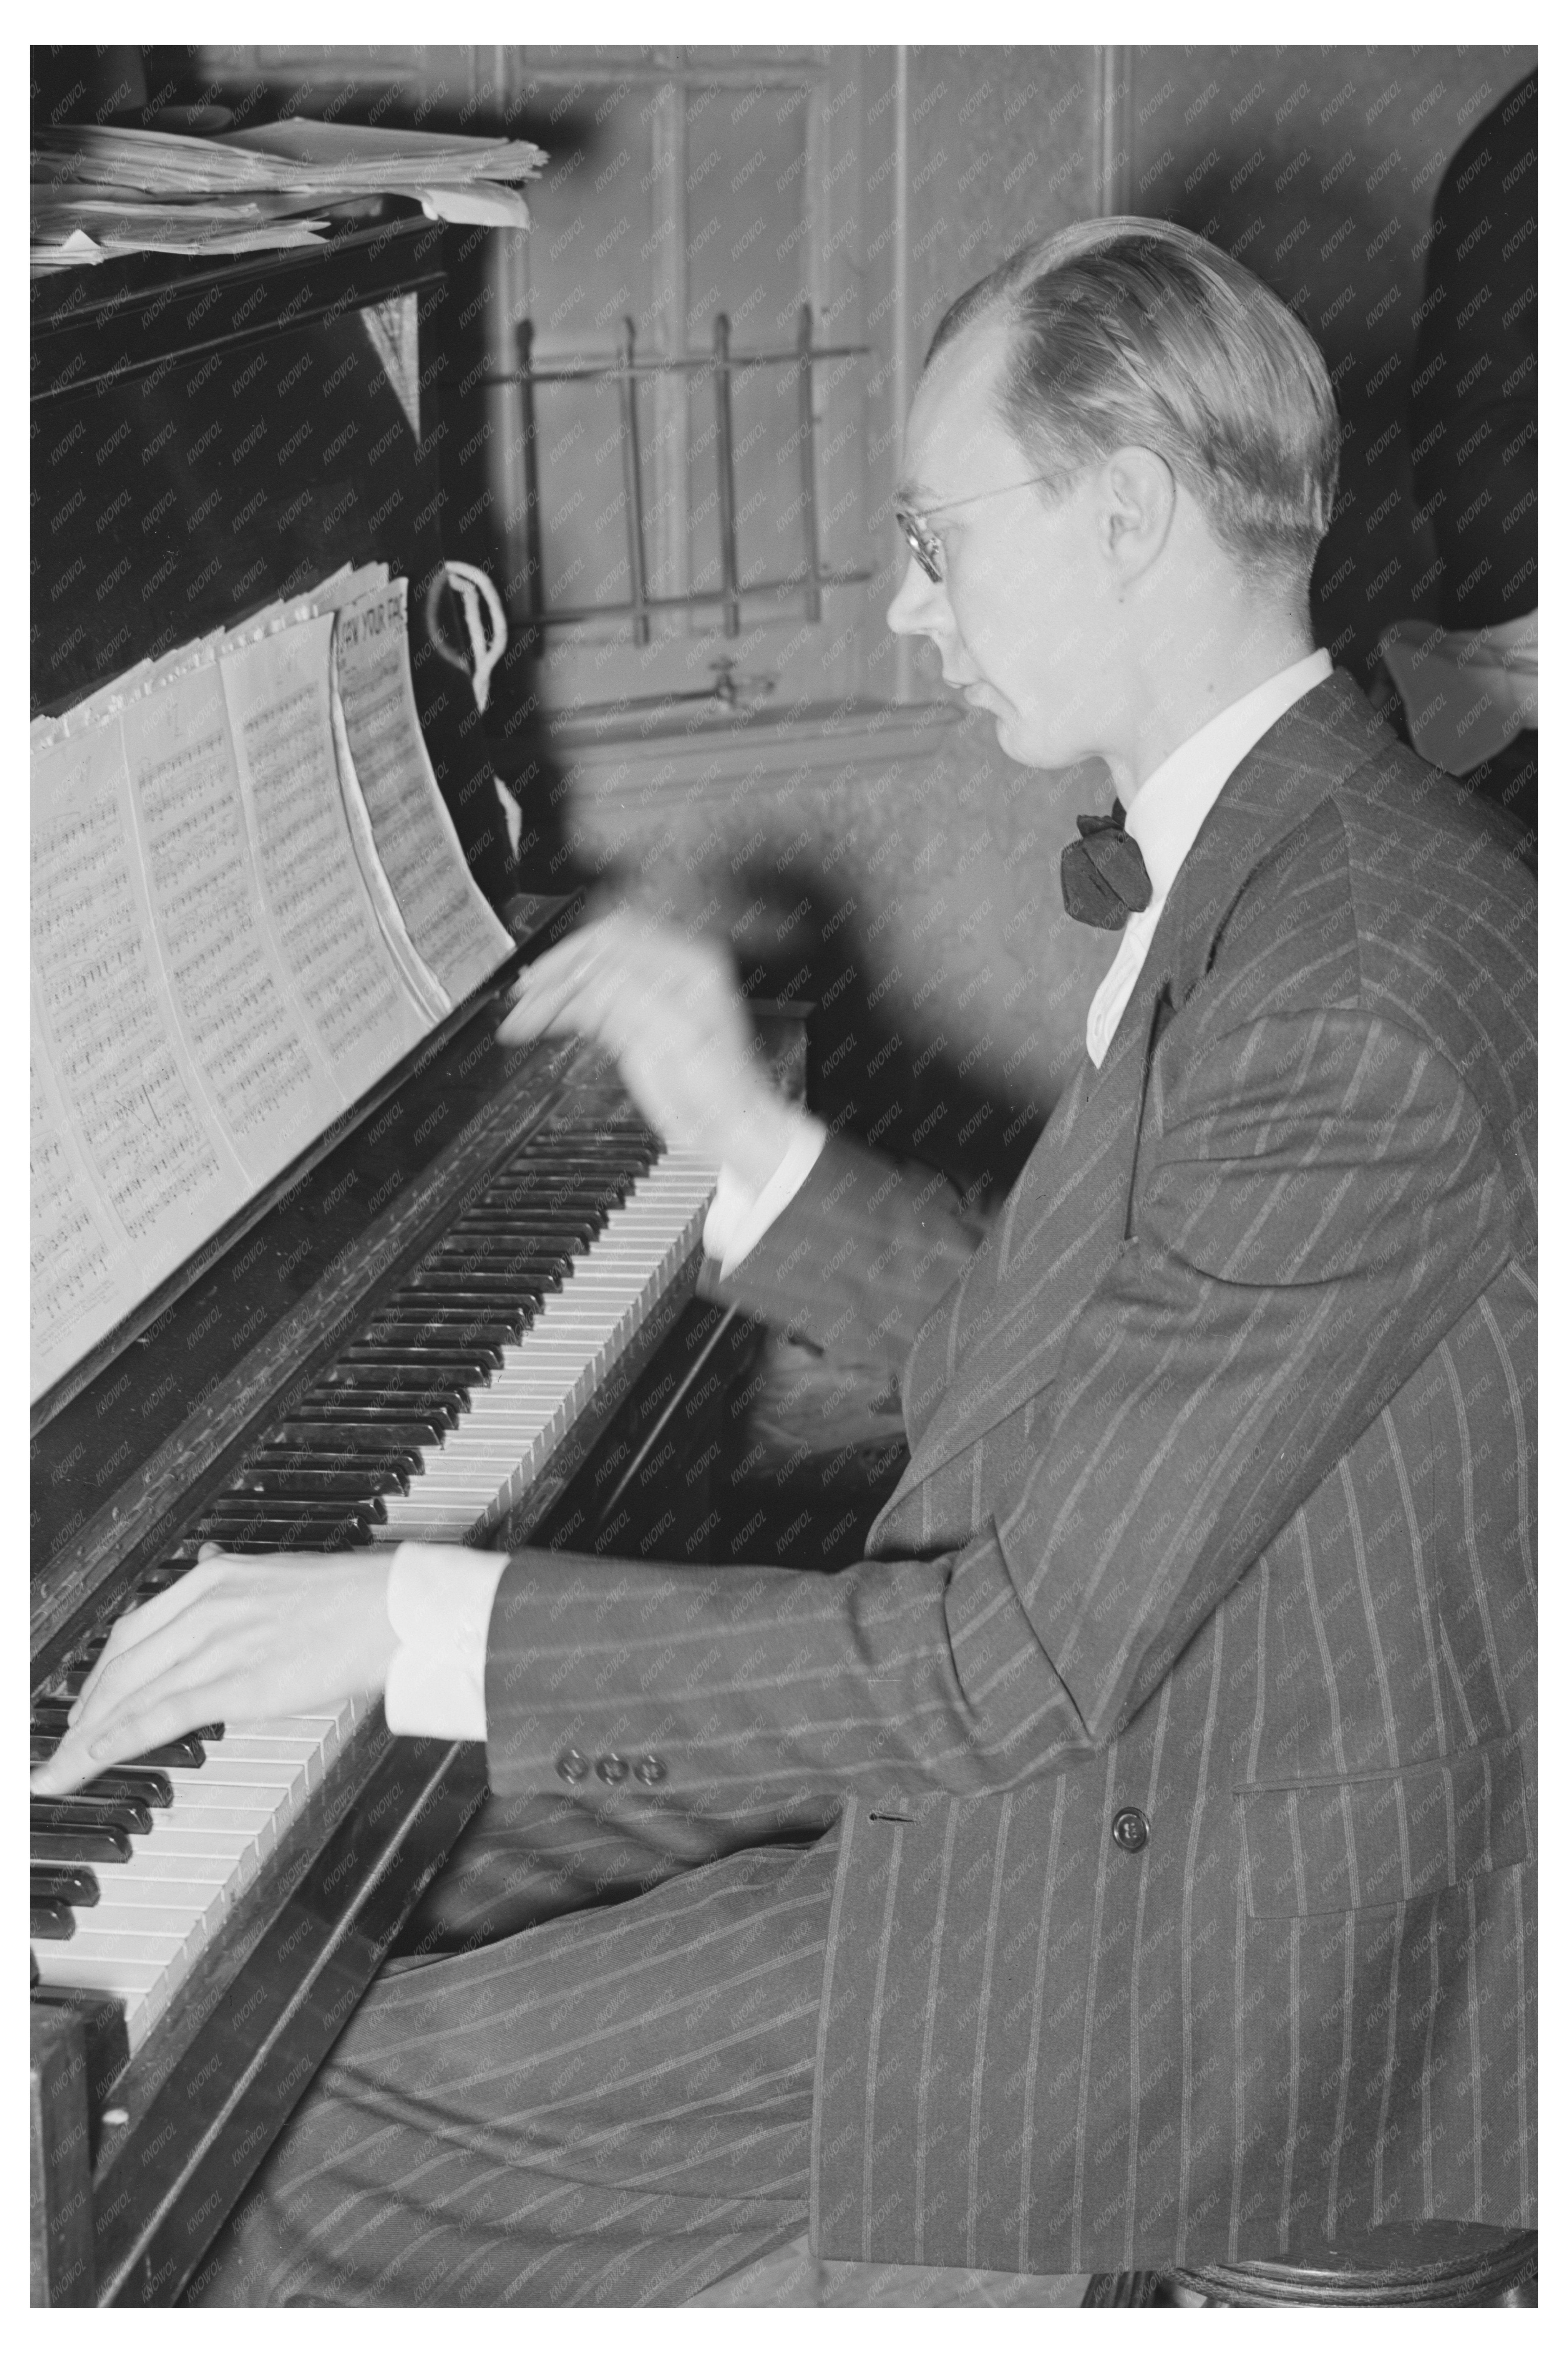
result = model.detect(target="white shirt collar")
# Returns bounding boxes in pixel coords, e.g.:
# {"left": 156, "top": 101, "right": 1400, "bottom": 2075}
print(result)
{"left": 1122, "top": 648, "right": 1333, "bottom": 898}
{"left": 1083, "top": 649, "right": 1332, "bottom": 1069}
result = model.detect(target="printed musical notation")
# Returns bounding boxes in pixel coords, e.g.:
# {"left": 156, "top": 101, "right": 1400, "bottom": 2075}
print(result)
{"left": 28, "top": 568, "right": 514, "bottom": 1402}
{"left": 222, "top": 614, "right": 428, "bottom": 1080}
{"left": 30, "top": 1008, "right": 131, "bottom": 1379}
{"left": 119, "top": 661, "right": 339, "bottom": 1180}
{"left": 334, "top": 579, "right": 513, "bottom": 1008}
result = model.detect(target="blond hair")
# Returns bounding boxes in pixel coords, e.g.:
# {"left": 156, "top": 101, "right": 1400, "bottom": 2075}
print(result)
{"left": 929, "top": 218, "right": 1339, "bottom": 583}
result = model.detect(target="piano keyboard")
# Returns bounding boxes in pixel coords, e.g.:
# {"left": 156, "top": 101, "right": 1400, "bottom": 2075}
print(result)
{"left": 375, "top": 1144, "right": 719, "bottom": 1541}
{"left": 32, "top": 1703, "right": 364, "bottom": 2053}
{"left": 31, "top": 1109, "right": 715, "bottom": 2057}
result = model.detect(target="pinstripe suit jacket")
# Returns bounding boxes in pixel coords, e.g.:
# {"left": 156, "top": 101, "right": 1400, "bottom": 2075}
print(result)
{"left": 486, "top": 673, "right": 1536, "bottom": 2275}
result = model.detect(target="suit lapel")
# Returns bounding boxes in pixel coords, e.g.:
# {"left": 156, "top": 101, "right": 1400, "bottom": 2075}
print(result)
{"left": 888, "top": 672, "right": 1394, "bottom": 1501}
{"left": 893, "top": 943, "right": 1168, "bottom": 1495}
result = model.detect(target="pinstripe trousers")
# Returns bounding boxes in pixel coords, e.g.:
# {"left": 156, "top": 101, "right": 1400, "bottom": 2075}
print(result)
{"left": 191, "top": 1829, "right": 836, "bottom": 2306}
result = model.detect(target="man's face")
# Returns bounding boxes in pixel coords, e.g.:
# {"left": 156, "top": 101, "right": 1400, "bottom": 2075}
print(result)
{"left": 887, "top": 315, "right": 1118, "bottom": 770}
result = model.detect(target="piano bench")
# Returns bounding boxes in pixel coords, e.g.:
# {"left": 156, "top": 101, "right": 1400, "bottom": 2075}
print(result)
{"left": 1085, "top": 2222, "right": 1537, "bottom": 2307}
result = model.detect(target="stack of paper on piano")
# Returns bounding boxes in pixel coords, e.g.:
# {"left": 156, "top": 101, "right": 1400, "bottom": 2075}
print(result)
{"left": 29, "top": 567, "right": 516, "bottom": 1401}
{"left": 32, "top": 120, "right": 545, "bottom": 268}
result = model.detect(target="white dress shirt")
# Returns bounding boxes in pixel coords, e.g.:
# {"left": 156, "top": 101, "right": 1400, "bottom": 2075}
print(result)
{"left": 1083, "top": 647, "right": 1331, "bottom": 1065}
{"left": 383, "top": 649, "right": 1334, "bottom": 1739}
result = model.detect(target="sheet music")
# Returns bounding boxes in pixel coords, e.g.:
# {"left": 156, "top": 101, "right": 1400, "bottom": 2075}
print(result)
{"left": 118, "top": 658, "right": 343, "bottom": 1180}
{"left": 30, "top": 719, "right": 246, "bottom": 1373}
{"left": 219, "top": 612, "right": 430, "bottom": 1085}
{"left": 29, "top": 568, "right": 508, "bottom": 1399}
{"left": 332, "top": 577, "right": 513, "bottom": 1006}
{"left": 29, "top": 999, "right": 136, "bottom": 1398}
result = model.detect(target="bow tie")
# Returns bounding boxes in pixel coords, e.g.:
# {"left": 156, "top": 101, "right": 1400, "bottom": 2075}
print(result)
{"left": 1060, "top": 801, "right": 1154, "bottom": 930}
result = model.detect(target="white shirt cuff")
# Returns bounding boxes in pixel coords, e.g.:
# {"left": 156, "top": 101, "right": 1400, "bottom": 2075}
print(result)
{"left": 383, "top": 1543, "right": 508, "bottom": 1740}
{"left": 700, "top": 1112, "right": 827, "bottom": 1277}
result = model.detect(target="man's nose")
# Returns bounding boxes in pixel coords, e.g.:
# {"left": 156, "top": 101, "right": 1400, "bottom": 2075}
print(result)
{"left": 886, "top": 553, "right": 945, "bottom": 638}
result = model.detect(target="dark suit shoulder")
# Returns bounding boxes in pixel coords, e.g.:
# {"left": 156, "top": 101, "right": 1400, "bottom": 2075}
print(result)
{"left": 1202, "top": 733, "right": 1534, "bottom": 1050}
{"left": 1190, "top": 736, "right": 1536, "bottom": 1256}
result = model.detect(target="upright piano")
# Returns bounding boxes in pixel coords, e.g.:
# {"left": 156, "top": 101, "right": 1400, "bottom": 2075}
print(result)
{"left": 30, "top": 216, "right": 754, "bottom": 2305}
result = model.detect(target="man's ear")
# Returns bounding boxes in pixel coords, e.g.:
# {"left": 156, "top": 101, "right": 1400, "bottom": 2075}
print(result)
{"left": 1097, "top": 446, "right": 1178, "bottom": 585}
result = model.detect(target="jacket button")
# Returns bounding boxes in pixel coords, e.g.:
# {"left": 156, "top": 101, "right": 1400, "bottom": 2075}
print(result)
{"left": 633, "top": 1754, "right": 667, "bottom": 1785}
{"left": 596, "top": 1752, "right": 630, "bottom": 1784}
{"left": 556, "top": 1747, "right": 589, "bottom": 1784}
{"left": 1111, "top": 1805, "right": 1150, "bottom": 1854}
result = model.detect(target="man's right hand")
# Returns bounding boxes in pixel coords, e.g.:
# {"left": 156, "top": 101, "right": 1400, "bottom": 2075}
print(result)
{"left": 30, "top": 1552, "right": 395, "bottom": 1798}
{"left": 498, "top": 908, "right": 803, "bottom": 1190}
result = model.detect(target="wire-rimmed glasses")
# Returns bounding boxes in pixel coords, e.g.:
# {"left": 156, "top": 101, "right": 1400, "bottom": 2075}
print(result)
{"left": 894, "top": 470, "right": 1060, "bottom": 584}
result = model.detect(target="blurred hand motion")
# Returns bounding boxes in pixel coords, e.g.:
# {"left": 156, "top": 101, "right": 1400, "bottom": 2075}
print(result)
{"left": 30, "top": 1550, "right": 395, "bottom": 1798}
{"left": 498, "top": 907, "right": 800, "bottom": 1189}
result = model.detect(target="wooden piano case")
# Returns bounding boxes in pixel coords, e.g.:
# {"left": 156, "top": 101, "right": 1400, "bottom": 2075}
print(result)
{"left": 29, "top": 213, "right": 762, "bottom": 2304}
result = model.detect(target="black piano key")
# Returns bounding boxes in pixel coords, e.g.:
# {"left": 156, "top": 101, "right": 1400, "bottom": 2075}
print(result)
{"left": 31, "top": 1820, "right": 135, "bottom": 1865}
{"left": 439, "top": 1217, "right": 601, "bottom": 1248}
{"left": 129, "top": 1732, "right": 212, "bottom": 1768}
{"left": 30, "top": 1719, "right": 199, "bottom": 1774}
{"left": 194, "top": 1498, "right": 343, "bottom": 1527}
{"left": 338, "top": 1344, "right": 496, "bottom": 1383}
{"left": 33, "top": 1793, "right": 153, "bottom": 1838}
{"left": 517, "top": 1167, "right": 633, "bottom": 1186}
{"left": 287, "top": 1395, "right": 461, "bottom": 1430}
{"left": 449, "top": 1191, "right": 610, "bottom": 1212}
{"left": 312, "top": 1364, "right": 473, "bottom": 1405}
{"left": 408, "top": 1267, "right": 561, "bottom": 1297}
{"left": 363, "top": 1309, "right": 529, "bottom": 1343}
{"left": 30, "top": 1898, "right": 75, "bottom": 1940}
{"left": 252, "top": 1427, "right": 425, "bottom": 1459}
{"left": 420, "top": 1244, "right": 573, "bottom": 1272}
{"left": 378, "top": 1290, "right": 541, "bottom": 1321}
{"left": 484, "top": 1183, "right": 630, "bottom": 1208}
{"left": 193, "top": 1504, "right": 383, "bottom": 1542}
{"left": 270, "top": 1417, "right": 444, "bottom": 1452}
{"left": 31, "top": 1865, "right": 98, "bottom": 1908}
{"left": 409, "top": 1269, "right": 565, "bottom": 1300}
{"left": 397, "top": 1293, "right": 547, "bottom": 1323}
{"left": 249, "top": 1442, "right": 424, "bottom": 1479}
{"left": 83, "top": 1767, "right": 174, "bottom": 1809}
{"left": 423, "top": 1238, "right": 579, "bottom": 1268}
{"left": 226, "top": 1465, "right": 411, "bottom": 1500}
{"left": 502, "top": 1140, "right": 650, "bottom": 1158}
{"left": 451, "top": 1186, "right": 612, "bottom": 1211}
{"left": 353, "top": 1331, "right": 507, "bottom": 1372}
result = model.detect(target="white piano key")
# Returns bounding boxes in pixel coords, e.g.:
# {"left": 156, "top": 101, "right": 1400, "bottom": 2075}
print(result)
{"left": 375, "top": 1156, "right": 712, "bottom": 1544}
{"left": 34, "top": 1948, "right": 169, "bottom": 2000}
{"left": 53, "top": 1922, "right": 196, "bottom": 1970}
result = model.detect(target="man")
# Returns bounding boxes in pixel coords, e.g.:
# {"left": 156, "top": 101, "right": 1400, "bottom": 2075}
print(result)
{"left": 38, "top": 219, "right": 1535, "bottom": 2303}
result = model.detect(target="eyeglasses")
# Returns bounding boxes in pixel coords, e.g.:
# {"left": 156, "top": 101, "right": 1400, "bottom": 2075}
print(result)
{"left": 894, "top": 471, "right": 1059, "bottom": 584}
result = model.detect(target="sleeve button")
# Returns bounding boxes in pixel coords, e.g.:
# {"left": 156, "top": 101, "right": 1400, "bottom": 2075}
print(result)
{"left": 1111, "top": 1805, "right": 1150, "bottom": 1854}
{"left": 595, "top": 1752, "right": 630, "bottom": 1784}
{"left": 555, "top": 1747, "right": 590, "bottom": 1784}
{"left": 633, "top": 1754, "right": 667, "bottom": 1785}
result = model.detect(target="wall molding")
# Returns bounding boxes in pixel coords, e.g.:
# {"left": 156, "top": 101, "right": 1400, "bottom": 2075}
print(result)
{"left": 554, "top": 695, "right": 965, "bottom": 817}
